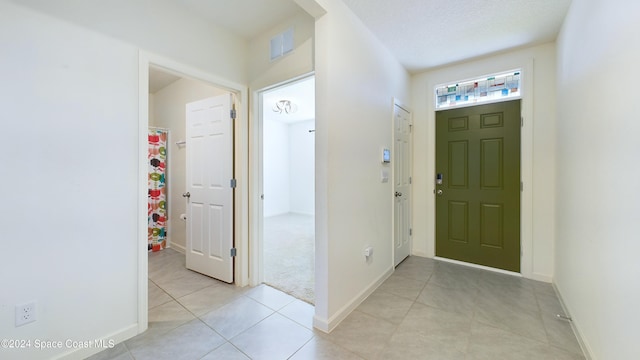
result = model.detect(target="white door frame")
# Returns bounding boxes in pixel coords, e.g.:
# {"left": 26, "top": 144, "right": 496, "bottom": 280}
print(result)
{"left": 249, "top": 72, "right": 315, "bottom": 286}
{"left": 137, "top": 51, "right": 249, "bottom": 333}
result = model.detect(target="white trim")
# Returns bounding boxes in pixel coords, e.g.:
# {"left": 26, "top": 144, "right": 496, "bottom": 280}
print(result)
{"left": 249, "top": 85, "right": 264, "bottom": 287}
{"left": 412, "top": 250, "right": 430, "bottom": 258}
{"left": 313, "top": 265, "right": 394, "bottom": 333}
{"left": 138, "top": 50, "right": 249, "bottom": 338}
{"left": 167, "top": 243, "right": 185, "bottom": 254}
{"left": 435, "top": 95, "right": 523, "bottom": 112}
{"left": 428, "top": 59, "right": 536, "bottom": 281}
{"left": 528, "top": 271, "right": 552, "bottom": 283}
{"left": 55, "top": 324, "right": 138, "bottom": 360}
{"left": 553, "top": 283, "right": 594, "bottom": 360}
{"left": 137, "top": 53, "right": 149, "bottom": 334}
{"left": 520, "top": 59, "right": 534, "bottom": 280}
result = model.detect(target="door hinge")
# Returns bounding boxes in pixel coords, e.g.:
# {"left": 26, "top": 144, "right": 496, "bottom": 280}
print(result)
{"left": 230, "top": 105, "right": 237, "bottom": 120}
{"left": 521, "top": 117, "right": 524, "bottom": 127}
{"left": 409, "top": 228, "right": 413, "bottom": 236}
{"left": 230, "top": 248, "right": 237, "bottom": 257}
{"left": 409, "top": 176, "right": 412, "bottom": 184}
{"left": 521, "top": 182, "right": 524, "bottom": 191}
{"left": 230, "top": 179, "right": 237, "bottom": 188}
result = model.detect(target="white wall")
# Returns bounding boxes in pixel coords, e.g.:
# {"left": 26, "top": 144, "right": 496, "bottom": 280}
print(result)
{"left": 248, "top": 10, "right": 315, "bottom": 90}
{"left": 290, "top": 119, "right": 315, "bottom": 215}
{"left": 263, "top": 118, "right": 315, "bottom": 217}
{"left": 312, "top": 0, "right": 411, "bottom": 331}
{"left": 9, "top": 0, "right": 247, "bottom": 84}
{"left": 263, "top": 119, "right": 292, "bottom": 217}
{"left": 0, "top": 3, "right": 139, "bottom": 359}
{"left": 0, "top": 1, "right": 247, "bottom": 359}
{"left": 150, "top": 78, "right": 227, "bottom": 250}
{"left": 555, "top": 0, "right": 640, "bottom": 358}
{"left": 411, "top": 43, "right": 557, "bottom": 281}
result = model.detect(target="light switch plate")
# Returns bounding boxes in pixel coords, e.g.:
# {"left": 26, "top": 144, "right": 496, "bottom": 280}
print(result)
{"left": 381, "top": 170, "right": 389, "bottom": 183}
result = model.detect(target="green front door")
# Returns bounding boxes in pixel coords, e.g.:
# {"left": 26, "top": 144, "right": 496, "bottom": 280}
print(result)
{"left": 435, "top": 100, "right": 521, "bottom": 272}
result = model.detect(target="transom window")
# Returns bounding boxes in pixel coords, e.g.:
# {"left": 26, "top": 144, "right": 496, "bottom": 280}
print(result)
{"left": 435, "top": 70, "right": 521, "bottom": 110}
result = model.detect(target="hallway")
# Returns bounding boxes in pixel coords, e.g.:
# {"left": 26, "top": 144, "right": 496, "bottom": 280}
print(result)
{"left": 89, "top": 250, "right": 584, "bottom": 359}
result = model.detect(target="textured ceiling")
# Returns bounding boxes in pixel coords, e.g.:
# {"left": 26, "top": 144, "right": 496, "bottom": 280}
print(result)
{"left": 150, "top": 0, "right": 573, "bottom": 86}
{"left": 341, "top": 0, "right": 572, "bottom": 73}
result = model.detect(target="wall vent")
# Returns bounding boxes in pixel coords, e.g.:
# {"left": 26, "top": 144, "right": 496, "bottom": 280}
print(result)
{"left": 270, "top": 27, "right": 294, "bottom": 61}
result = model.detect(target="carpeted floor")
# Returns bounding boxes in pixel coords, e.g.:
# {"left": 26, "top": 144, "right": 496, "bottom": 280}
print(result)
{"left": 263, "top": 213, "right": 315, "bottom": 304}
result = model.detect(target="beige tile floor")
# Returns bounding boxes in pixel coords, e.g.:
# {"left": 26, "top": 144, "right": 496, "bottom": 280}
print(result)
{"left": 89, "top": 249, "right": 585, "bottom": 360}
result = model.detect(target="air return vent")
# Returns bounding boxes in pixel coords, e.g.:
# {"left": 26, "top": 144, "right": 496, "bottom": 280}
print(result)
{"left": 270, "top": 27, "right": 294, "bottom": 61}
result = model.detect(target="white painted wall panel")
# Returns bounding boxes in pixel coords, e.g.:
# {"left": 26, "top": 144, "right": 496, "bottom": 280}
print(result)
{"left": 0, "top": 3, "right": 139, "bottom": 359}
{"left": 0, "top": 1, "right": 246, "bottom": 358}
{"left": 290, "top": 119, "right": 315, "bottom": 215}
{"left": 555, "top": 0, "right": 640, "bottom": 358}
{"left": 263, "top": 119, "right": 291, "bottom": 217}
{"left": 313, "top": 0, "right": 411, "bottom": 330}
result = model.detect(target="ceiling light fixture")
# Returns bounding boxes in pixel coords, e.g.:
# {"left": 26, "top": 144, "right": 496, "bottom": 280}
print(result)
{"left": 273, "top": 99, "right": 298, "bottom": 114}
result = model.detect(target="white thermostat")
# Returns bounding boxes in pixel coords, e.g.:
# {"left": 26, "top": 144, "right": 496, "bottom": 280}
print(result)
{"left": 382, "top": 148, "right": 391, "bottom": 163}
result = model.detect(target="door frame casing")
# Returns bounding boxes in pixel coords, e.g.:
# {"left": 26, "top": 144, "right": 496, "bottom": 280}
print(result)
{"left": 423, "top": 59, "right": 539, "bottom": 281}
{"left": 137, "top": 51, "right": 249, "bottom": 334}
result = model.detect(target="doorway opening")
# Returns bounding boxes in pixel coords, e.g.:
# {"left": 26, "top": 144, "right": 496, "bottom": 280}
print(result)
{"left": 138, "top": 56, "right": 252, "bottom": 336}
{"left": 147, "top": 66, "right": 236, "bottom": 288}
{"left": 259, "top": 76, "right": 316, "bottom": 304}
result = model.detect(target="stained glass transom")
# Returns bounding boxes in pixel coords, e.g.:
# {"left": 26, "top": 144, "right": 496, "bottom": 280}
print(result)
{"left": 436, "top": 71, "right": 521, "bottom": 110}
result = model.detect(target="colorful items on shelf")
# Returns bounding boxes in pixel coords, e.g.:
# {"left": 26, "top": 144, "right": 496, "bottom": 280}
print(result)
{"left": 148, "top": 129, "right": 167, "bottom": 252}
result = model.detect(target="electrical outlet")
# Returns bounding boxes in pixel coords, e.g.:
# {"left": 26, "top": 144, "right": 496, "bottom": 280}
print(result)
{"left": 15, "top": 301, "right": 37, "bottom": 327}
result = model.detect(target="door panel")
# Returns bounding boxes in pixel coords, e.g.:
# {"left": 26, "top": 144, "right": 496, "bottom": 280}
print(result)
{"left": 481, "top": 138, "right": 503, "bottom": 189}
{"left": 394, "top": 104, "right": 412, "bottom": 266}
{"left": 448, "top": 201, "right": 468, "bottom": 243}
{"left": 186, "top": 94, "right": 234, "bottom": 283}
{"left": 448, "top": 141, "right": 468, "bottom": 188}
{"left": 436, "top": 100, "right": 520, "bottom": 272}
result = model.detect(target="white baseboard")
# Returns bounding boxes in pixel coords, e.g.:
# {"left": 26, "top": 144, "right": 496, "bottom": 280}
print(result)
{"left": 313, "top": 266, "right": 394, "bottom": 333}
{"left": 54, "top": 323, "right": 138, "bottom": 360}
{"left": 168, "top": 243, "right": 185, "bottom": 254}
{"left": 411, "top": 250, "right": 430, "bottom": 258}
{"left": 552, "top": 283, "right": 594, "bottom": 360}
{"left": 529, "top": 272, "right": 553, "bottom": 283}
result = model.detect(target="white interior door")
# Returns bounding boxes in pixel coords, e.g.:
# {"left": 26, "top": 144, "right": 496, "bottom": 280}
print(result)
{"left": 394, "top": 103, "right": 412, "bottom": 266}
{"left": 185, "top": 94, "right": 234, "bottom": 283}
